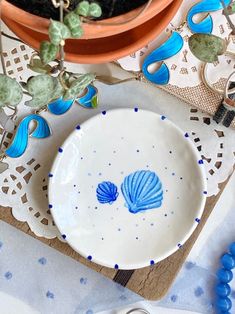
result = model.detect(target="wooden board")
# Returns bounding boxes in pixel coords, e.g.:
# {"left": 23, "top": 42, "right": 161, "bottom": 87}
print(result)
{"left": 0, "top": 177, "right": 230, "bottom": 300}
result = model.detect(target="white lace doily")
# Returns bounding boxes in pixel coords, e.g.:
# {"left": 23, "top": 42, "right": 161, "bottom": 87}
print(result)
{"left": 118, "top": 0, "right": 235, "bottom": 88}
{"left": 0, "top": 23, "right": 234, "bottom": 239}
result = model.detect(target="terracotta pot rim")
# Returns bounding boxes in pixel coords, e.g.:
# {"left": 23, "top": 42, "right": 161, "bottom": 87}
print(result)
{"left": 2, "top": 0, "right": 183, "bottom": 64}
{"left": 1, "top": 0, "right": 174, "bottom": 39}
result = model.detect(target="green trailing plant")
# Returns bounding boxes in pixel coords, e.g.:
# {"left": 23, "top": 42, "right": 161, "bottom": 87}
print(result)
{"left": 189, "top": 0, "right": 235, "bottom": 63}
{"left": 0, "top": 0, "right": 102, "bottom": 111}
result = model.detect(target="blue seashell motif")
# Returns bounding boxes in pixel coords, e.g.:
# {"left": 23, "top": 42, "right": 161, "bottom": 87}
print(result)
{"left": 187, "top": 0, "right": 230, "bottom": 34}
{"left": 142, "top": 32, "right": 183, "bottom": 85}
{"left": 96, "top": 181, "right": 119, "bottom": 204}
{"left": 5, "top": 114, "right": 51, "bottom": 158}
{"left": 121, "top": 170, "right": 163, "bottom": 214}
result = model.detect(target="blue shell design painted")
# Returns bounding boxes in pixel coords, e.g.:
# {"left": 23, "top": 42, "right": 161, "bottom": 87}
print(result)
{"left": 47, "top": 85, "right": 98, "bottom": 115}
{"left": 121, "top": 170, "right": 163, "bottom": 214}
{"left": 5, "top": 114, "right": 51, "bottom": 158}
{"left": 48, "top": 97, "right": 74, "bottom": 115}
{"left": 187, "top": 0, "right": 230, "bottom": 34}
{"left": 142, "top": 32, "right": 183, "bottom": 85}
{"left": 96, "top": 181, "right": 119, "bottom": 204}
{"left": 76, "top": 85, "right": 98, "bottom": 108}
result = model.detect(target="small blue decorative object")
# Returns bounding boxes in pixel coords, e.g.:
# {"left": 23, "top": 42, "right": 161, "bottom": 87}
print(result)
{"left": 214, "top": 242, "right": 235, "bottom": 313}
{"left": 96, "top": 181, "right": 119, "bottom": 204}
{"left": 76, "top": 85, "right": 98, "bottom": 108}
{"left": 187, "top": 0, "right": 231, "bottom": 34}
{"left": 217, "top": 268, "right": 233, "bottom": 283}
{"left": 5, "top": 114, "right": 51, "bottom": 158}
{"left": 221, "top": 253, "right": 235, "bottom": 270}
{"left": 48, "top": 85, "right": 98, "bottom": 115}
{"left": 215, "top": 283, "right": 231, "bottom": 297}
{"left": 121, "top": 170, "right": 163, "bottom": 214}
{"left": 48, "top": 97, "right": 74, "bottom": 115}
{"left": 142, "top": 32, "right": 183, "bottom": 85}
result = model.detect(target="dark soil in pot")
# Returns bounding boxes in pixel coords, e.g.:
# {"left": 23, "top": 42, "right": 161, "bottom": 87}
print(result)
{"left": 7, "top": 0, "right": 148, "bottom": 19}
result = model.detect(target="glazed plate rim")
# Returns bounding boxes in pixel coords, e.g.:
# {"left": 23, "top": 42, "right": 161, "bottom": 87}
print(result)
{"left": 48, "top": 108, "right": 207, "bottom": 269}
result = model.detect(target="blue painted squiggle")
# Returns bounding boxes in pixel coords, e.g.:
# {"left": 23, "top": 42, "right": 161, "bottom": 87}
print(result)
{"left": 5, "top": 114, "right": 51, "bottom": 158}
{"left": 142, "top": 32, "right": 183, "bottom": 85}
{"left": 187, "top": 0, "right": 231, "bottom": 34}
{"left": 76, "top": 85, "right": 98, "bottom": 108}
{"left": 96, "top": 181, "right": 119, "bottom": 204}
{"left": 48, "top": 97, "right": 74, "bottom": 115}
{"left": 121, "top": 170, "right": 163, "bottom": 214}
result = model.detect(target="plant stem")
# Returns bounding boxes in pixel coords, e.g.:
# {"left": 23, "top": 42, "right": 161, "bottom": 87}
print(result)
{"left": 220, "top": 0, "right": 235, "bottom": 35}
{"left": 59, "top": 0, "right": 65, "bottom": 71}
{"left": 0, "top": 0, "right": 7, "bottom": 75}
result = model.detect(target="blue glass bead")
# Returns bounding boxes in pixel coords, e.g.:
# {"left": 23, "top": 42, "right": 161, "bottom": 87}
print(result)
{"left": 221, "top": 253, "right": 235, "bottom": 270}
{"left": 229, "top": 242, "right": 235, "bottom": 256}
{"left": 215, "top": 283, "right": 231, "bottom": 297}
{"left": 217, "top": 268, "right": 233, "bottom": 283}
{"left": 215, "top": 297, "right": 232, "bottom": 312}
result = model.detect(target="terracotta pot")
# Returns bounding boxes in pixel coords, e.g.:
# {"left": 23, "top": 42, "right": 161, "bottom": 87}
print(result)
{"left": 2, "top": 0, "right": 183, "bottom": 64}
{"left": 2, "top": 0, "right": 174, "bottom": 39}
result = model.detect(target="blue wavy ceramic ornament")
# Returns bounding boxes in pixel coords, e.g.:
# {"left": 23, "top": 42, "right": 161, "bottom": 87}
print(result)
{"left": 142, "top": 32, "right": 183, "bottom": 85}
{"left": 5, "top": 114, "right": 51, "bottom": 158}
{"left": 187, "top": 0, "right": 231, "bottom": 34}
{"left": 96, "top": 181, "right": 119, "bottom": 204}
{"left": 121, "top": 170, "right": 163, "bottom": 214}
{"left": 76, "top": 85, "right": 98, "bottom": 108}
{"left": 48, "top": 97, "right": 74, "bottom": 115}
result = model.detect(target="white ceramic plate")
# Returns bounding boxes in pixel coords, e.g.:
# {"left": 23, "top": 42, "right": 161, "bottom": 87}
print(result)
{"left": 49, "top": 108, "right": 207, "bottom": 270}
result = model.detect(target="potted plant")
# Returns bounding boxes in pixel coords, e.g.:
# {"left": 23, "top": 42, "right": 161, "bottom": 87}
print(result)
{"left": 1, "top": 0, "right": 183, "bottom": 63}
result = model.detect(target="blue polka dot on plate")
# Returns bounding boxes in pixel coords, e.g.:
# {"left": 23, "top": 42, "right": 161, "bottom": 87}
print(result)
{"left": 194, "top": 286, "right": 204, "bottom": 297}
{"left": 38, "top": 257, "right": 47, "bottom": 265}
{"left": 4, "top": 271, "right": 12, "bottom": 280}
{"left": 58, "top": 147, "right": 63, "bottom": 153}
{"left": 171, "top": 294, "right": 178, "bottom": 302}
{"left": 46, "top": 291, "right": 54, "bottom": 299}
{"left": 80, "top": 277, "right": 87, "bottom": 285}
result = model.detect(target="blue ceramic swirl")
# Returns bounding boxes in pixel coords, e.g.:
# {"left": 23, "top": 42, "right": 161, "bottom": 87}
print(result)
{"left": 187, "top": 0, "right": 231, "bottom": 34}
{"left": 121, "top": 170, "right": 163, "bottom": 214}
{"left": 5, "top": 114, "right": 51, "bottom": 158}
{"left": 142, "top": 32, "right": 183, "bottom": 85}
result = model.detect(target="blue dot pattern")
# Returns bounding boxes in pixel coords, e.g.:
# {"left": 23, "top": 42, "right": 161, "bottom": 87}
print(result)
{"left": 161, "top": 115, "right": 166, "bottom": 120}
{"left": 150, "top": 260, "right": 155, "bottom": 265}
{"left": 134, "top": 108, "right": 138, "bottom": 112}
{"left": 195, "top": 218, "right": 201, "bottom": 223}
{"left": 58, "top": 147, "right": 63, "bottom": 153}
{"left": 38, "top": 257, "right": 47, "bottom": 265}
{"left": 102, "top": 111, "right": 106, "bottom": 115}
{"left": 46, "top": 291, "right": 54, "bottom": 299}
{"left": 184, "top": 133, "right": 189, "bottom": 138}
{"left": 80, "top": 277, "right": 87, "bottom": 285}
{"left": 87, "top": 255, "right": 92, "bottom": 261}
{"left": 171, "top": 295, "right": 178, "bottom": 302}
{"left": 198, "top": 159, "right": 204, "bottom": 165}
{"left": 62, "top": 234, "right": 66, "bottom": 239}
{"left": 48, "top": 204, "right": 53, "bottom": 209}
{"left": 114, "top": 264, "right": 119, "bottom": 269}
{"left": 194, "top": 286, "right": 204, "bottom": 297}
{"left": 5, "top": 271, "right": 12, "bottom": 280}
{"left": 48, "top": 173, "right": 53, "bottom": 177}
{"left": 76, "top": 125, "right": 81, "bottom": 130}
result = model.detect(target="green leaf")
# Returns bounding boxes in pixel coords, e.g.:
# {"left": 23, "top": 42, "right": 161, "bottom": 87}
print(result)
{"left": 188, "top": 33, "right": 227, "bottom": 63}
{"left": 25, "top": 75, "right": 64, "bottom": 108}
{"left": 49, "top": 19, "right": 71, "bottom": 45}
{"left": 0, "top": 74, "right": 23, "bottom": 107}
{"left": 64, "top": 73, "right": 95, "bottom": 99}
{"left": 28, "top": 57, "right": 52, "bottom": 74}
{"left": 40, "top": 41, "right": 58, "bottom": 65}
{"left": 64, "top": 12, "right": 83, "bottom": 38}
{"left": 226, "top": 2, "right": 235, "bottom": 15}
{"left": 74, "top": 1, "right": 90, "bottom": 17}
{"left": 91, "top": 95, "right": 98, "bottom": 108}
{"left": 89, "top": 3, "right": 102, "bottom": 18}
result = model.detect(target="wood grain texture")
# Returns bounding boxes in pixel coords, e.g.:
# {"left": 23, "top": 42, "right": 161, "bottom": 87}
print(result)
{"left": 0, "top": 176, "right": 230, "bottom": 300}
